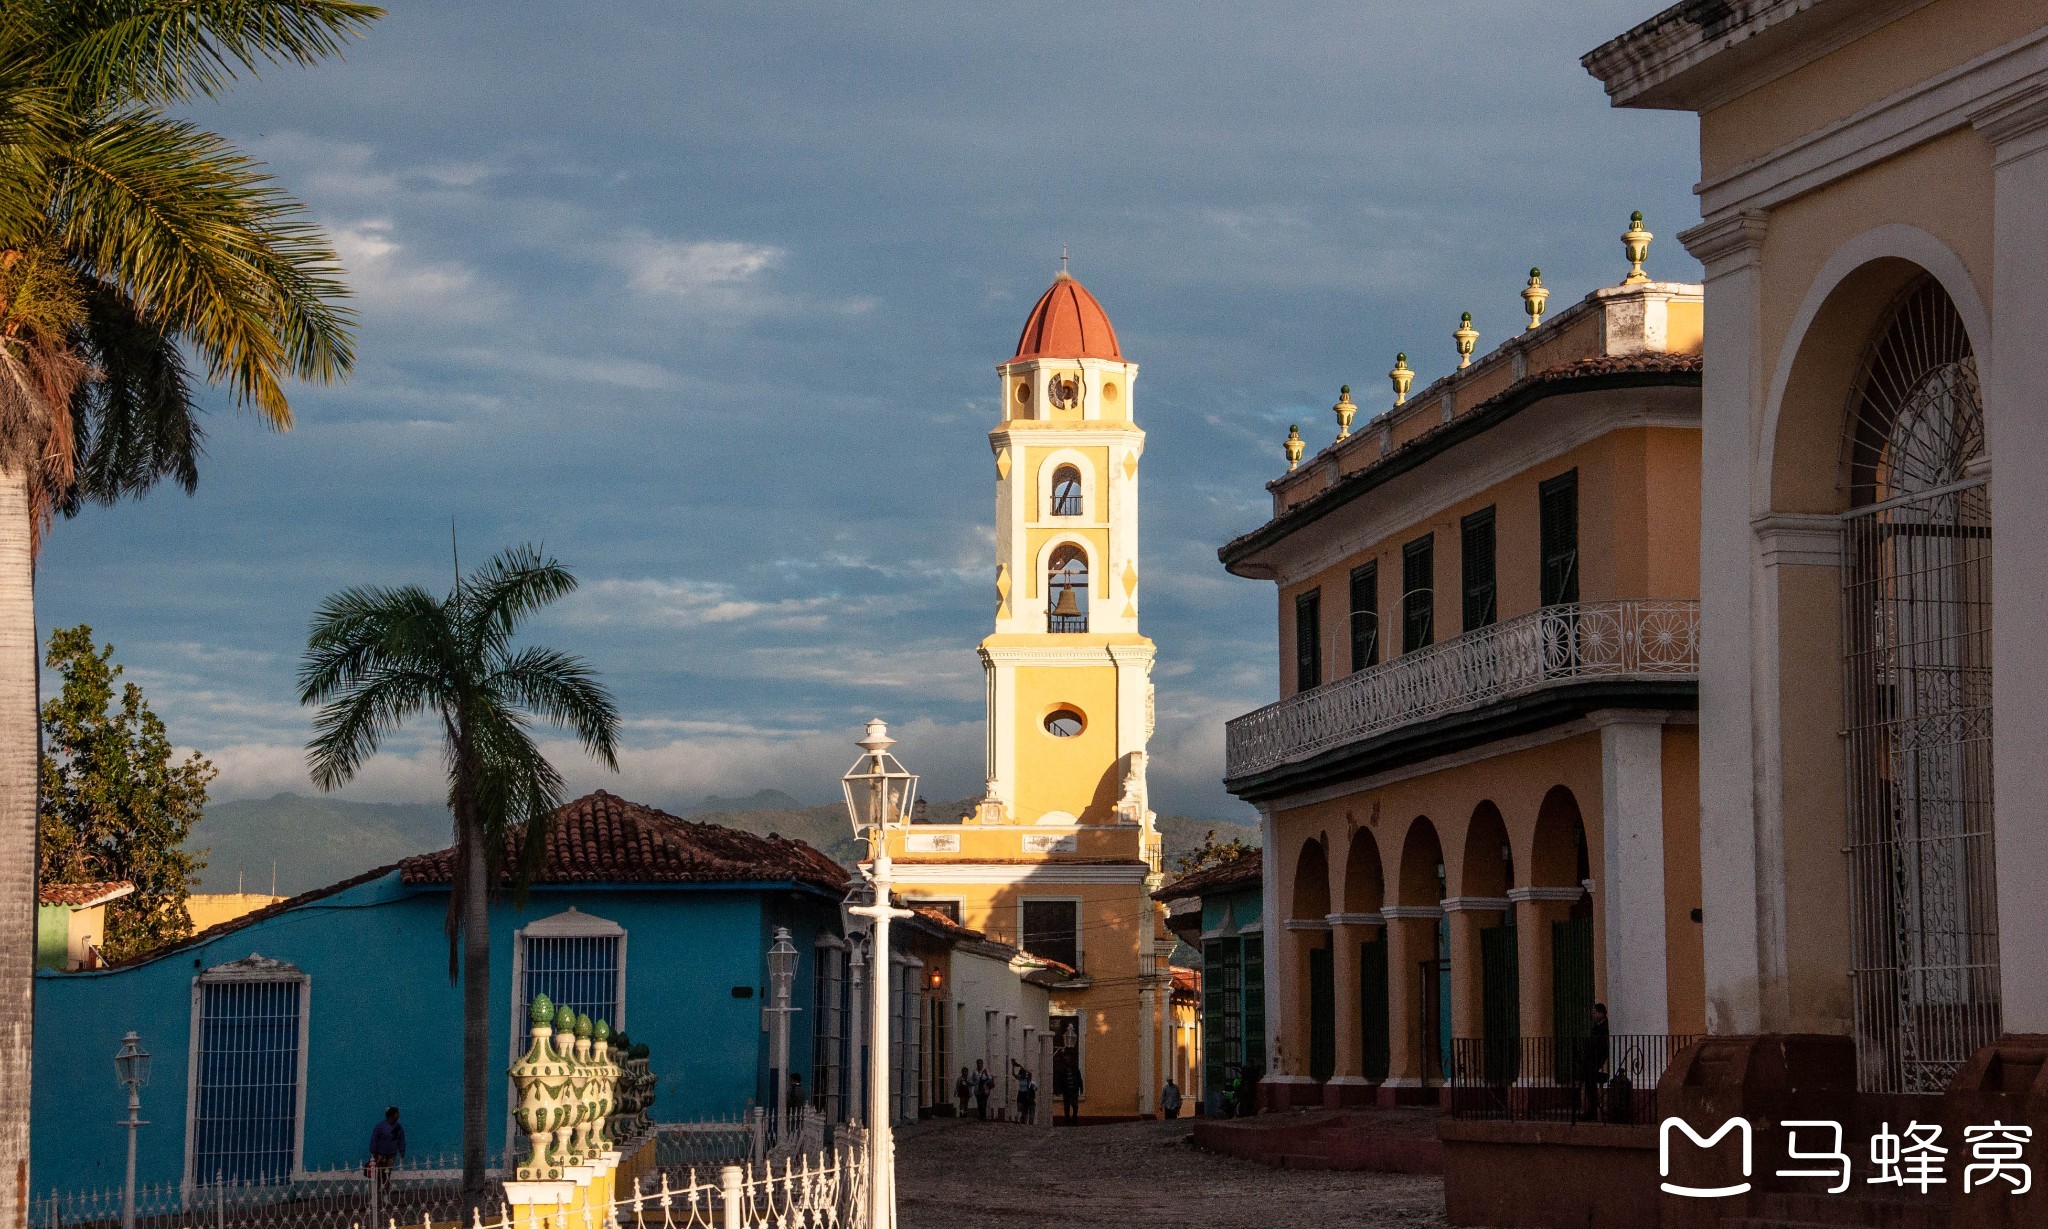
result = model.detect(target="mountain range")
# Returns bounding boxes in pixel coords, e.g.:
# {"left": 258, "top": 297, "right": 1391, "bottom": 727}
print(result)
{"left": 191, "top": 790, "right": 1257, "bottom": 897}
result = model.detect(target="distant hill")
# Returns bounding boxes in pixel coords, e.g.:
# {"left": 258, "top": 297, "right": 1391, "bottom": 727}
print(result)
{"left": 190, "top": 790, "right": 1258, "bottom": 896}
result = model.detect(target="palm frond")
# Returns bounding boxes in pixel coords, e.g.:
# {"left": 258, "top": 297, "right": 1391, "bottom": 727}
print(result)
{"left": 461, "top": 544, "right": 578, "bottom": 648}
{"left": 491, "top": 645, "right": 620, "bottom": 768}
{"left": 50, "top": 105, "right": 354, "bottom": 425}
{"left": 60, "top": 274, "right": 199, "bottom": 511}
{"left": 303, "top": 664, "right": 434, "bottom": 790}
{"left": 42, "top": 0, "right": 382, "bottom": 109}
{"left": 297, "top": 582, "right": 446, "bottom": 701}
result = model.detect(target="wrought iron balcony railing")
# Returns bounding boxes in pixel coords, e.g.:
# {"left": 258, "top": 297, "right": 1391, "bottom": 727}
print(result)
{"left": 1225, "top": 599, "right": 1700, "bottom": 780}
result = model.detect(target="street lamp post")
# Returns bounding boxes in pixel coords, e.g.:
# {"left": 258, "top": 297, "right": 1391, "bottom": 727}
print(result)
{"left": 767, "top": 926, "right": 800, "bottom": 1136}
{"left": 113, "top": 1031, "right": 151, "bottom": 1229}
{"left": 841, "top": 718, "right": 916, "bottom": 1229}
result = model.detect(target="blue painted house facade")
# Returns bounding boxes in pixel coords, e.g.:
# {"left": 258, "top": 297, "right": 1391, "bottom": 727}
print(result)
{"left": 31, "top": 791, "right": 853, "bottom": 1196}
{"left": 1156, "top": 852, "right": 1265, "bottom": 1114}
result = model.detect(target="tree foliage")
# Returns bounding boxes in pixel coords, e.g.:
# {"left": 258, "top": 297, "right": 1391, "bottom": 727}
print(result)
{"left": 1174, "top": 827, "right": 1258, "bottom": 875}
{"left": 39, "top": 623, "right": 213, "bottom": 961}
{"left": 0, "top": 0, "right": 377, "bottom": 529}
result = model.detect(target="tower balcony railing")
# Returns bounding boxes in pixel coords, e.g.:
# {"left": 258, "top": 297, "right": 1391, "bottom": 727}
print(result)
{"left": 1224, "top": 599, "right": 1700, "bottom": 780}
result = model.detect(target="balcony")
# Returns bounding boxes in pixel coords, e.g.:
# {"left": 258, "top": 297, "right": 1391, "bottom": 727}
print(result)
{"left": 1224, "top": 599, "right": 1700, "bottom": 783}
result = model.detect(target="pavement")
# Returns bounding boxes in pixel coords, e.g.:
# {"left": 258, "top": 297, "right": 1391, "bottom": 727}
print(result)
{"left": 894, "top": 1116, "right": 1449, "bottom": 1228}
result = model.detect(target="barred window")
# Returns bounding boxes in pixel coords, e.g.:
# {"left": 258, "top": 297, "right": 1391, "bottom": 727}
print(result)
{"left": 1539, "top": 471, "right": 1579, "bottom": 607}
{"left": 188, "top": 957, "right": 308, "bottom": 1187}
{"left": 1461, "top": 507, "right": 1497, "bottom": 631}
{"left": 1402, "top": 535, "right": 1435, "bottom": 653}
{"left": 811, "top": 942, "right": 845, "bottom": 1120}
{"left": 1348, "top": 562, "right": 1379, "bottom": 672}
{"left": 1294, "top": 588, "right": 1322, "bottom": 693}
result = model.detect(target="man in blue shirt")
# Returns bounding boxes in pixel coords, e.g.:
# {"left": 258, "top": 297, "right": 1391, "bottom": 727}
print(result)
{"left": 368, "top": 1106, "right": 405, "bottom": 1193}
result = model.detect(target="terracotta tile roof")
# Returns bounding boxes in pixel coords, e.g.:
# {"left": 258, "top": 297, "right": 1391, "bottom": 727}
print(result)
{"left": 38, "top": 881, "right": 133, "bottom": 908}
{"left": 399, "top": 790, "right": 849, "bottom": 893}
{"left": 1011, "top": 272, "right": 1121, "bottom": 361}
{"left": 1154, "top": 849, "right": 1262, "bottom": 901}
{"left": 1171, "top": 965, "right": 1200, "bottom": 995}
{"left": 1222, "top": 352, "right": 1701, "bottom": 569}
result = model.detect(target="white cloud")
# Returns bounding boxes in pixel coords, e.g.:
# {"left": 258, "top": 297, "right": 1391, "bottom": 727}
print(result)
{"left": 331, "top": 219, "right": 500, "bottom": 323}
{"left": 617, "top": 235, "right": 783, "bottom": 298}
{"left": 558, "top": 578, "right": 865, "bottom": 631}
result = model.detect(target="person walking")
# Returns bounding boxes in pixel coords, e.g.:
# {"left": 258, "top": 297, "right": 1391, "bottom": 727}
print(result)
{"left": 954, "top": 1066, "right": 973, "bottom": 1117}
{"left": 1579, "top": 1003, "right": 1611, "bottom": 1121}
{"left": 367, "top": 1106, "right": 405, "bottom": 1197}
{"left": 1057, "top": 1059, "right": 1083, "bottom": 1123}
{"left": 1013, "top": 1063, "right": 1037, "bottom": 1124}
{"left": 972, "top": 1059, "right": 993, "bottom": 1120}
{"left": 1159, "top": 1076, "right": 1182, "bottom": 1120}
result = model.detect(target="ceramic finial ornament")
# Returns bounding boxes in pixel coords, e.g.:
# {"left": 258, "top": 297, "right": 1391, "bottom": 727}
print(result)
{"left": 1389, "top": 353, "right": 1413, "bottom": 406}
{"left": 1622, "top": 211, "right": 1652, "bottom": 284}
{"left": 1284, "top": 424, "right": 1305, "bottom": 471}
{"left": 1454, "top": 312, "right": 1479, "bottom": 369}
{"left": 1522, "top": 268, "right": 1549, "bottom": 331}
{"left": 1333, "top": 385, "right": 1356, "bottom": 438}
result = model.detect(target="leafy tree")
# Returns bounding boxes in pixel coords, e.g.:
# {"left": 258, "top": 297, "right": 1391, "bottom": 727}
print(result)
{"left": 39, "top": 624, "right": 213, "bottom": 961}
{"left": 1175, "top": 827, "right": 1258, "bottom": 875}
{"left": 0, "top": 2, "right": 375, "bottom": 1203}
{"left": 300, "top": 545, "right": 619, "bottom": 1199}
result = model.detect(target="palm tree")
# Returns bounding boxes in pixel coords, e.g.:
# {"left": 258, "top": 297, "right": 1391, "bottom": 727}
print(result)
{"left": 0, "top": 2, "right": 376, "bottom": 1206}
{"left": 300, "top": 545, "right": 620, "bottom": 1199}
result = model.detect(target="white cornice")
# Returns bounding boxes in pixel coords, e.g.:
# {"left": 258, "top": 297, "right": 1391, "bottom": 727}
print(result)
{"left": 1326, "top": 911, "right": 1384, "bottom": 927}
{"left": 1754, "top": 512, "right": 1843, "bottom": 568}
{"left": 1380, "top": 905, "right": 1444, "bottom": 921}
{"left": 1696, "top": 25, "right": 2048, "bottom": 218}
{"left": 887, "top": 863, "right": 1152, "bottom": 886}
{"left": 1507, "top": 886, "right": 1588, "bottom": 904}
{"left": 1679, "top": 211, "right": 1770, "bottom": 276}
{"left": 1442, "top": 896, "right": 1512, "bottom": 914}
{"left": 1281, "top": 918, "right": 1331, "bottom": 932}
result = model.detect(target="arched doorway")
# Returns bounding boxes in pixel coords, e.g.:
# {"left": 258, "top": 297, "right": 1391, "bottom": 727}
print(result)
{"left": 1462, "top": 803, "right": 1518, "bottom": 1086}
{"left": 1344, "top": 830, "right": 1390, "bottom": 1083}
{"left": 1398, "top": 818, "right": 1449, "bottom": 1082}
{"left": 1839, "top": 275, "right": 1999, "bottom": 1093}
{"left": 1291, "top": 839, "right": 1335, "bottom": 1084}
{"left": 1531, "top": 786, "right": 1595, "bottom": 1042}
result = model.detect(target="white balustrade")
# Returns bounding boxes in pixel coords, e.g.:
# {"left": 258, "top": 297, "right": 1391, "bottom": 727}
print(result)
{"left": 1224, "top": 600, "right": 1700, "bottom": 779}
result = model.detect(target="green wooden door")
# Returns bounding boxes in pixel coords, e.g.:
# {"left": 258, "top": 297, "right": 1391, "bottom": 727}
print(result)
{"left": 1308, "top": 945, "right": 1335, "bottom": 1081}
{"left": 1480, "top": 922, "right": 1521, "bottom": 1083}
{"left": 1552, "top": 915, "right": 1595, "bottom": 1084}
{"left": 1360, "top": 936, "right": 1389, "bottom": 1083}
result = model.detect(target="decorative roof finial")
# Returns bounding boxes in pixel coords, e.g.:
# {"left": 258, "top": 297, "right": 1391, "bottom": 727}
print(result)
{"left": 1057, "top": 244, "right": 1071, "bottom": 281}
{"left": 1389, "top": 353, "right": 1413, "bottom": 406}
{"left": 1333, "top": 386, "right": 1356, "bottom": 438}
{"left": 1454, "top": 312, "right": 1479, "bottom": 369}
{"left": 1621, "top": 211, "right": 1652, "bottom": 285}
{"left": 1522, "top": 268, "right": 1549, "bottom": 331}
{"left": 1284, "top": 424, "right": 1305, "bottom": 471}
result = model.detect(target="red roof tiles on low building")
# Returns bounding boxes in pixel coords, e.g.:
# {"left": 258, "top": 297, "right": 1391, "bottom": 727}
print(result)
{"left": 39, "top": 881, "right": 134, "bottom": 909}
{"left": 1154, "top": 849, "right": 1262, "bottom": 901}
{"left": 399, "top": 790, "right": 849, "bottom": 893}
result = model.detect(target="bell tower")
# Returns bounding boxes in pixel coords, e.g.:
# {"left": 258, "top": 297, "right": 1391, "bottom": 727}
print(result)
{"left": 979, "top": 267, "right": 1156, "bottom": 834}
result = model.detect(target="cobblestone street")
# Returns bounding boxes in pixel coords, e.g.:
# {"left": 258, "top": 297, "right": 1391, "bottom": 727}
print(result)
{"left": 894, "top": 1118, "right": 1448, "bottom": 1229}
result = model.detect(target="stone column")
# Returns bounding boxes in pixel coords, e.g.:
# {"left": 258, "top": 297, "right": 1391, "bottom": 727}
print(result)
{"left": 1138, "top": 975, "right": 1156, "bottom": 1116}
{"left": 1443, "top": 899, "right": 1509, "bottom": 1058}
{"left": 1597, "top": 713, "right": 1670, "bottom": 1035}
{"left": 1379, "top": 906, "right": 1442, "bottom": 1104}
{"left": 1975, "top": 90, "right": 2048, "bottom": 1033}
{"left": 1324, "top": 913, "right": 1378, "bottom": 1107}
{"left": 1678, "top": 209, "right": 1771, "bottom": 1035}
{"left": 1273, "top": 919, "right": 1330, "bottom": 1106}
{"left": 1509, "top": 889, "right": 1581, "bottom": 1041}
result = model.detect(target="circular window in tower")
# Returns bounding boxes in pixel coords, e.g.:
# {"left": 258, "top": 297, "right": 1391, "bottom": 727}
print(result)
{"left": 1102, "top": 381, "right": 1120, "bottom": 403}
{"left": 1015, "top": 381, "right": 1032, "bottom": 405}
{"left": 1043, "top": 707, "right": 1086, "bottom": 738}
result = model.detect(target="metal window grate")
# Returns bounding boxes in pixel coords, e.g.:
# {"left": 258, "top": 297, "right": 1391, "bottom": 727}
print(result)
{"left": 522, "top": 935, "right": 621, "bottom": 1028}
{"left": 1461, "top": 507, "right": 1498, "bottom": 632}
{"left": 1349, "top": 562, "right": 1379, "bottom": 673}
{"left": 1841, "top": 276, "right": 1998, "bottom": 1095}
{"left": 1294, "top": 588, "right": 1322, "bottom": 692}
{"left": 1402, "top": 535, "right": 1435, "bottom": 653}
{"left": 1539, "top": 470, "right": 1579, "bottom": 607}
{"left": 811, "top": 946, "right": 844, "bottom": 1121}
{"left": 192, "top": 979, "right": 304, "bottom": 1185}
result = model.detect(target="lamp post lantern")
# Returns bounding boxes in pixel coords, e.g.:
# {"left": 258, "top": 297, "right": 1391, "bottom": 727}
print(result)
{"left": 113, "top": 1031, "right": 151, "bottom": 1229}
{"left": 842, "top": 718, "right": 916, "bottom": 1229}
{"left": 766, "top": 926, "right": 800, "bottom": 1133}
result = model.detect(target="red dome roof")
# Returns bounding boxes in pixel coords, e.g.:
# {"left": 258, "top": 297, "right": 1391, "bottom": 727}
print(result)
{"left": 1012, "top": 271, "right": 1122, "bottom": 362}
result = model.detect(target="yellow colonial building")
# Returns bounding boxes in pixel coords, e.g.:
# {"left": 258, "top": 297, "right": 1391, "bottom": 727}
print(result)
{"left": 879, "top": 269, "right": 1178, "bottom": 1119}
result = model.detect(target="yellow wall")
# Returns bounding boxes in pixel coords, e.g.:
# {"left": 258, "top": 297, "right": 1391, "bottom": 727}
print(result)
{"left": 187, "top": 893, "right": 286, "bottom": 931}
{"left": 1276, "top": 426, "right": 1703, "bottom": 698}
{"left": 1011, "top": 663, "right": 1122, "bottom": 823}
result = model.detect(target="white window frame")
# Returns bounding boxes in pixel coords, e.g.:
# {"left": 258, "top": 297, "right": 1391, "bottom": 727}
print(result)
{"left": 1016, "top": 896, "right": 1084, "bottom": 972}
{"left": 812, "top": 936, "right": 847, "bottom": 1121}
{"left": 184, "top": 955, "right": 312, "bottom": 1191}
{"left": 506, "top": 908, "right": 627, "bottom": 1158}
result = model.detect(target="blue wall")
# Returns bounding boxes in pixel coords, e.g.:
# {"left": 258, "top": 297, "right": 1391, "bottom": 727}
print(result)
{"left": 31, "top": 873, "right": 842, "bottom": 1194}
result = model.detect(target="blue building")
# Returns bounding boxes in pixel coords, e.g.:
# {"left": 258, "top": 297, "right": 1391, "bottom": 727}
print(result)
{"left": 1156, "top": 852, "right": 1266, "bottom": 1114}
{"left": 30, "top": 791, "right": 854, "bottom": 1196}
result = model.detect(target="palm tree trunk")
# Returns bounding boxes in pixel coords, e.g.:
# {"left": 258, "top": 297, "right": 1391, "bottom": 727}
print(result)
{"left": 461, "top": 810, "right": 489, "bottom": 1200}
{"left": 0, "top": 466, "right": 37, "bottom": 1229}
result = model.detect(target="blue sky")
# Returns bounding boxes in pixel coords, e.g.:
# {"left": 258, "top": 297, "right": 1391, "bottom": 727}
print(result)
{"left": 37, "top": 2, "right": 1700, "bottom": 821}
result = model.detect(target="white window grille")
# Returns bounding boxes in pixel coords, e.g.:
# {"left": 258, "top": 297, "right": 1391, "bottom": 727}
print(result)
{"left": 811, "top": 941, "right": 845, "bottom": 1121}
{"left": 1840, "top": 276, "right": 1999, "bottom": 1094}
{"left": 185, "top": 956, "right": 310, "bottom": 1189}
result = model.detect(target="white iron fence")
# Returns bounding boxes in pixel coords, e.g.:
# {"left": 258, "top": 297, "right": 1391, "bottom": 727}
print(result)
{"left": 1224, "top": 599, "right": 1701, "bottom": 779}
{"left": 36, "top": 1113, "right": 843, "bottom": 1229}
